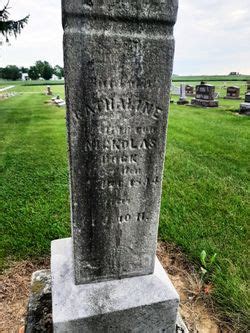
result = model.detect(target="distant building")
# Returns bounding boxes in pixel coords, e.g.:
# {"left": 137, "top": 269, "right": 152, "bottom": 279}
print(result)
{"left": 21, "top": 73, "right": 29, "bottom": 81}
{"left": 51, "top": 74, "right": 64, "bottom": 81}
{"left": 52, "top": 74, "right": 59, "bottom": 81}
{"left": 229, "top": 72, "right": 240, "bottom": 76}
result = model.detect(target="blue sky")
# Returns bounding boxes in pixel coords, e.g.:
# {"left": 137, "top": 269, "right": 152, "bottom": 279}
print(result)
{"left": 1, "top": 0, "right": 249, "bottom": 75}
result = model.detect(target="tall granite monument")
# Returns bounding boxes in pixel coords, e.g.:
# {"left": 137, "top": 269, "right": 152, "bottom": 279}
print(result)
{"left": 51, "top": 0, "right": 179, "bottom": 331}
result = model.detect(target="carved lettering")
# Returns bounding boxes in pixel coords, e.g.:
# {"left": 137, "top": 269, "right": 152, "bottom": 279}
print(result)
{"left": 81, "top": 97, "right": 163, "bottom": 120}
{"left": 83, "top": 138, "right": 156, "bottom": 152}
{"left": 101, "top": 154, "right": 138, "bottom": 165}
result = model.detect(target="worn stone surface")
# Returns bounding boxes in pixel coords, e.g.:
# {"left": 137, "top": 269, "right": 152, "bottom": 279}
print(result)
{"left": 51, "top": 238, "right": 179, "bottom": 333}
{"left": 26, "top": 268, "right": 187, "bottom": 333}
{"left": 191, "top": 84, "right": 219, "bottom": 107}
{"left": 62, "top": 0, "right": 178, "bottom": 284}
{"left": 25, "top": 270, "right": 52, "bottom": 333}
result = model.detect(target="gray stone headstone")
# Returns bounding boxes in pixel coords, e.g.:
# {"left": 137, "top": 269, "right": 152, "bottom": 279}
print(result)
{"left": 50, "top": 1, "right": 180, "bottom": 331}
{"left": 63, "top": 0, "right": 178, "bottom": 285}
{"left": 180, "top": 84, "right": 186, "bottom": 99}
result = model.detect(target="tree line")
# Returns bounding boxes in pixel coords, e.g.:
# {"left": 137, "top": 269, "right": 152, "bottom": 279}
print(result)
{"left": 0, "top": 61, "right": 64, "bottom": 81}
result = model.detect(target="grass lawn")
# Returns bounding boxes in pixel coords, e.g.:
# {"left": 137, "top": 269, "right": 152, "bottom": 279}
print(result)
{"left": 160, "top": 95, "right": 249, "bottom": 330}
{"left": 0, "top": 84, "right": 249, "bottom": 330}
{"left": 0, "top": 88, "right": 69, "bottom": 264}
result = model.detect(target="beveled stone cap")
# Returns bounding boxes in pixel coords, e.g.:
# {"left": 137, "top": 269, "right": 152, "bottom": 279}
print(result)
{"left": 62, "top": 0, "right": 178, "bottom": 24}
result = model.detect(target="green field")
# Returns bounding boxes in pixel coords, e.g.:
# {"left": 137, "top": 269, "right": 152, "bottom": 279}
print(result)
{"left": 173, "top": 74, "right": 250, "bottom": 82}
{"left": 0, "top": 83, "right": 249, "bottom": 331}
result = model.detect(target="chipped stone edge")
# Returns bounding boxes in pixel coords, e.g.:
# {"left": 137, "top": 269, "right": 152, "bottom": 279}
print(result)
{"left": 26, "top": 269, "right": 189, "bottom": 332}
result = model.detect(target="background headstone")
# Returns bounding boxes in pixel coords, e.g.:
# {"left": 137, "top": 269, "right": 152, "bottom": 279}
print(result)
{"left": 191, "top": 84, "right": 219, "bottom": 107}
{"left": 245, "top": 92, "right": 250, "bottom": 103}
{"left": 240, "top": 92, "right": 250, "bottom": 115}
{"left": 177, "top": 84, "right": 189, "bottom": 105}
{"left": 246, "top": 80, "right": 250, "bottom": 92}
{"left": 185, "top": 85, "right": 194, "bottom": 96}
{"left": 224, "top": 86, "right": 240, "bottom": 99}
{"left": 46, "top": 86, "right": 52, "bottom": 96}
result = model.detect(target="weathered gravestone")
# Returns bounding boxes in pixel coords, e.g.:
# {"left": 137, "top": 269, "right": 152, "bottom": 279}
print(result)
{"left": 46, "top": 86, "right": 52, "bottom": 96}
{"left": 224, "top": 86, "right": 241, "bottom": 99}
{"left": 177, "top": 84, "right": 189, "bottom": 105}
{"left": 185, "top": 85, "right": 194, "bottom": 96}
{"left": 246, "top": 80, "right": 250, "bottom": 92}
{"left": 51, "top": 0, "right": 179, "bottom": 331}
{"left": 245, "top": 92, "right": 250, "bottom": 103}
{"left": 240, "top": 92, "right": 250, "bottom": 115}
{"left": 191, "top": 83, "right": 219, "bottom": 107}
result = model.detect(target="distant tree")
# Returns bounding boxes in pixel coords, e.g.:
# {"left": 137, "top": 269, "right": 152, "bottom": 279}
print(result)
{"left": 35, "top": 60, "right": 45, "bottom": 76}
{"left": 41, "top": 63, "right": 53, "bottom": 80}
{"left": 0, "top": 1, "right": 29, "bottom": 43}
{"left": 21, "top": 66, "right": 29, "bottom": 73}
{"left": 1, "top": 65, "right": 21, "bottom": 80}
{"left": 28, "top": 66, "right": 39, "bottom": 80}
{"left": 54, "top": 65, "right": 64, "bottom": 79}
{"left": 35, "top": 60, "right": 53, "bottom": 80}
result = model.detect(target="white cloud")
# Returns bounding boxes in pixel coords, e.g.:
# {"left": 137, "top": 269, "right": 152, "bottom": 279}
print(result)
{"left": 0, "top": 0, "right": 63, "bottom": 67}
{"left": 0, "top": 0, "right": 249, "bottom": 75}
{"left": 174, "top": 0, "right": 250, "bottom": 74}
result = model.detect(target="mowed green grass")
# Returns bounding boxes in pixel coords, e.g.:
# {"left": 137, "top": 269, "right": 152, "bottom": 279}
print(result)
{"left": 160, "top": 96, "right": 249, "bottom": 329}
{"left": 0, "top": 88, "right": 69, "bottom": 264}
{"left": 0, "top": 85, "right": 249, "bottom": 330}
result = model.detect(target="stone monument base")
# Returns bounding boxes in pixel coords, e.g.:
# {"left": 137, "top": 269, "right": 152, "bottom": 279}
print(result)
{"left": 177, "top": 99, "right": 189, "bottom": 105}
{"left": 51, "top": 238, "right": 179, "bottom": 333}
{"left": 224, "top": 96, "right": 241, "bottom": 100}
{"left": 240, "top": 102, "right": 250, "bottom": 115}
{"left": 191, "top": 99, "right": 219, "bottom": 107}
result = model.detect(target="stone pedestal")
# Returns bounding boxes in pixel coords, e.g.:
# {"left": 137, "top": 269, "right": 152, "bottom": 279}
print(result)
{"left": 51, "top": 238, "right": 179, "bottom": 333}
{"left": 177, "top": 99, "right": 189, "bottom": 105}
{"left": 191, "top": 99, "right": 219, "bottom": 107}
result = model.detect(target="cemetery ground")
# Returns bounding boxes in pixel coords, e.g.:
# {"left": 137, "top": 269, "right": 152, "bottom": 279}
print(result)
{"left": 0, "top": 81, "right": 249, "bottom": 332}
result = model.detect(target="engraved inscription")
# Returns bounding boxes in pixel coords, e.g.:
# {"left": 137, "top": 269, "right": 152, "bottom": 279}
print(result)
{"left": 83, "top": 138, "right": 156, "bottom": 152}
{"left": 76, "top": 97, "right": 163, "bottom": 120}
{"left": 63, "top": 0, "right": 177, "bottom": 284}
